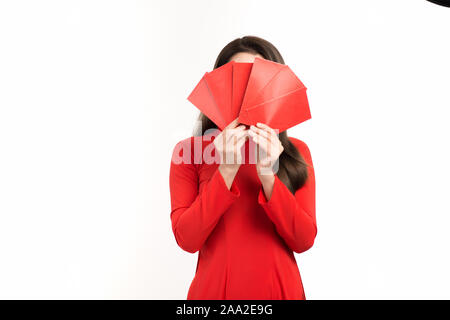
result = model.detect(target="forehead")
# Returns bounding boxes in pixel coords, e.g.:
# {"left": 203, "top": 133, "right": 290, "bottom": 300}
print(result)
{"left": 229, "top": 52, "right": 263, "bottom": 63}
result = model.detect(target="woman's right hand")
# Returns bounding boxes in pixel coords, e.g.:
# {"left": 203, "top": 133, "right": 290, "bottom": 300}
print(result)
{"left": 214, "top": 118, "right": 248, "bottom": 189}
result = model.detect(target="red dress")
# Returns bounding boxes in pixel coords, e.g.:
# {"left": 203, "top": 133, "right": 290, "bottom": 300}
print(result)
{"left": 169, "top": 132, "right": 317, "bottom": 300}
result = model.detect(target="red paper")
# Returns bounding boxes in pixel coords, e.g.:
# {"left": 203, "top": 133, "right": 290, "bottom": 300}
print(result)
{"left": 187, "top": 56, "right": 310, "bottom": 132}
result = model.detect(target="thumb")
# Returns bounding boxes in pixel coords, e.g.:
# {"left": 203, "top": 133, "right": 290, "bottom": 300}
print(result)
{"left": 225, "top": 117, "right": 240, "bottom": 130}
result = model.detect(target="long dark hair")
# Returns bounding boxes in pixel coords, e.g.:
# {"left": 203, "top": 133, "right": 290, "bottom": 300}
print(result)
{"left": 193, "top": 36, "right": 309, "bottom": 194}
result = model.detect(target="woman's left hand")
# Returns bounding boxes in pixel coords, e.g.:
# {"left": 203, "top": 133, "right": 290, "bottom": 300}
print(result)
{"left": 248, "top": 122, "right": 284, "bottom": 179}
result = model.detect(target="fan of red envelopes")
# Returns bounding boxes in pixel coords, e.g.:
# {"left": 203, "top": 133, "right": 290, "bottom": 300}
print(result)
{"left": 187, "top": 56, "right": 311, "bottom": 132}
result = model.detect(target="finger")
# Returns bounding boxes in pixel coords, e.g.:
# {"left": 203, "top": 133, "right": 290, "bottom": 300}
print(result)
{"left": 248, "top": 129, "right": 272, "bottom": 145}
{"left": 226, "top": 127, "right": 247, "bottom": 143}
{"left": 256, "top": 122, "right": 278, "bottom": 136}
{"left": 224, "top": 131, "right": 247, "bottom": 155}
{"left": 225, "top": 117, "right": 240, "bottom": 130}
{"left": 250, "top": 125, "right": 270, "bottom": 140}
{"left": 249, "top": 132, "right": 273, "bottom": 153}
{"left": 224, "top": 133, "right": 247, "bottom": 164}
{"left": 235, "top": 132, "right": 249, "bottom": 147}
{"left": 225, "top": 125, "right": 246, "bottom": 137}
{"left": 231, "top": 125, "right": 247, "bottom": 132}
{"left": 233, "top": 129, "right": 249, "bottom": 140}
{"left": 258, "top": 127, "right": 276, "bottom": 143}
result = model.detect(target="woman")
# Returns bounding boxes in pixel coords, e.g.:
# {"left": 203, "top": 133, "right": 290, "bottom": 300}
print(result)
{"left": 169, "top": 36, "right": 316, "bottom": 300}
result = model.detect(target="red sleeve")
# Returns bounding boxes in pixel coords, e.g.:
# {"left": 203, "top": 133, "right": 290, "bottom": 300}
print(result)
{"left": 257, "top": 138, "right": 317, "bottom": 253}
{"left": 169, "top": 137, "right": 240, "bottom": 253}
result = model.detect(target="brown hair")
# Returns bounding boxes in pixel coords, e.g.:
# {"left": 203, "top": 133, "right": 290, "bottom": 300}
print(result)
{"left": 193, "top": 36, "right": 309, "bottom": 194}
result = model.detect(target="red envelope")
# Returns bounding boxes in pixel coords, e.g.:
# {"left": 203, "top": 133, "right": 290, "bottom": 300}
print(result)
{"left": 187, "top": 56, "right": 310, "bottom": 132}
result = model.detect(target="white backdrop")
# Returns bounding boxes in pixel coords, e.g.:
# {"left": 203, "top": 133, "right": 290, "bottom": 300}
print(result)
{"left": 0, "top": 0, "right": 449, "bottom": 299}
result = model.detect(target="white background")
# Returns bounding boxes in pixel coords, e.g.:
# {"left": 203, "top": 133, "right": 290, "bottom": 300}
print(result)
{"left": 0, "top": 0, "right": 449, "bottom": 299}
